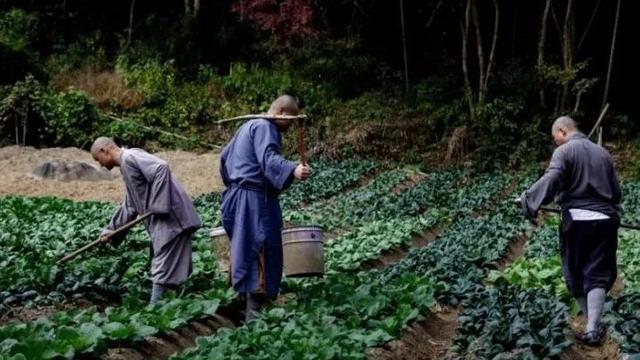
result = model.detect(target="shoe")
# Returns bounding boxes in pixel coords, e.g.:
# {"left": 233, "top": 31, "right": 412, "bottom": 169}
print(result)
{"left": 575, "top": 324, "right": 608, "bottom": 347}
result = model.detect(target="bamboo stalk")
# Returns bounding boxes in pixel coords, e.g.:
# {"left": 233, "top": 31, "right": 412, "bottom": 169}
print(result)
{"left": 587, "top": 103, "right": 609, "bottom": 138}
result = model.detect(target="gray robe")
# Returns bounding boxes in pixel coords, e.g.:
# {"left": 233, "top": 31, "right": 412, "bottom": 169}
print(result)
{"left": 102, "top": 148, "right": 202, "bottom": 285}
{"left": 521, "top": 132, "right": 621, "bottom": 219}
{"left": 521, "top": 132, "right": 622, "bottom": 296}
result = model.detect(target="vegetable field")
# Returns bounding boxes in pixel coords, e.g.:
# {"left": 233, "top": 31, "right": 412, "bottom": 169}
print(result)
{"left": 1, "top": 159, "right": 639, "bottom": 360}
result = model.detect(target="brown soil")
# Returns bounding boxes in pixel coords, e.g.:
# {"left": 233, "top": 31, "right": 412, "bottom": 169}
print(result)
{"left": 0, "top": 146, "right": 223, "bottom": 202}
{"left": 496, "top": 232, "right": 529, "bottom": 271}
{"left": 367, "top": 306, "right": 459, "bottom": 360}
{"left": 0, "top": 298, "right": 100, "bottom": 326}
{"left": 390, "top": 170, "right": 428, "bottom": 194}
{"left": 561, "top": 315, "right": 621, "bottom": 360}
{"left": 361, "top": 226, "right": 443, "bottom": 270}
{"left": 102, "top": 315, "right": 235, "bottom": 360}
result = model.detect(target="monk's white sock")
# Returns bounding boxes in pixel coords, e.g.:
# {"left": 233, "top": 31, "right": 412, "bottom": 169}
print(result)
{"left": 586, "top": 288, "right": 606, "bottom": 333}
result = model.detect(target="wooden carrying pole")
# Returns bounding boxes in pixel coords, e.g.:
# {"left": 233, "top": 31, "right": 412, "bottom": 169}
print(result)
{"left": 539, "top": 206, "right": 640, "bottom": 231}
{"left": 57, "top": 212, "right": 152, "bottom": 264}
{"left": 106, "top": 114, "right": 220, "bottom": 150}
{"left": 217, "top": 114, "right": 309, "bottom": 164}
{"left": 298, "top": 118, "right": 307, "bottom": 165}
{"left": 215, "top": 114, "right": 307, "bottom": 125}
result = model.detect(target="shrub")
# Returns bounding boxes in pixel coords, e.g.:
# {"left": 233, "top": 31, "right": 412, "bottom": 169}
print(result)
{"left": 116, "top": 55, "right": 176, "bottom": 104}
{"left": 35, "top": 89, "right": 104, "bottom": 148}
{"left": 0, "top": 9, "right": 37, "bottom": 52}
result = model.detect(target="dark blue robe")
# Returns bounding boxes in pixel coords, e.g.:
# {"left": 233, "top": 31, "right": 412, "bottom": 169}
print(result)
{"left": 220, "top": 119, "right": 297, "bottom": 297}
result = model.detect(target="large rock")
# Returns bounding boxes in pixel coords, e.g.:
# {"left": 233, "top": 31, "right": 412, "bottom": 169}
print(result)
{"left": 32, "top": 159, "right": 115, "bottom": 181}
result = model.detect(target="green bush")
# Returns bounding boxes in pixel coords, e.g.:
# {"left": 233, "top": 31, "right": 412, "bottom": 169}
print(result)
{"left": 0, "top": 8, "right": 37, "bottom": 52}
{"left": 1, "top": 77, "right": 104, "bottom": 147}
{"left": 103, "top": 118, "right": 152, "bottom": 148}
{"left": 116, "top": 55, "right": 176, "bottom": 103}
{"left": 46, "top": 33, "right": 110, "bottom": 75}
{"left": 0, "top": 75, "right": 45, "bottom": 145}
{"left": 221, "top": 63, "right": 332, "bottom": 116}
{"left": 36, "top": 89, "right": 104, "bottom": 148}
{"left": 261, "top": 38, "right": 385, "bottom": 98}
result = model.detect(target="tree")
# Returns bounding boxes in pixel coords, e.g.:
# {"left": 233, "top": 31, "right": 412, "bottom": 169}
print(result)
{"left": 460, "top": 0, "right": 500, "bottom": 121}
{"left": 231, "top": 0, "right": 317, "bottom": 39}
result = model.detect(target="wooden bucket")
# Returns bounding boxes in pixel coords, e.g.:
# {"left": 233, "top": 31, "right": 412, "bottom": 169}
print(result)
{"left": 282, "top": 225, "right": 324, "bottom": 277}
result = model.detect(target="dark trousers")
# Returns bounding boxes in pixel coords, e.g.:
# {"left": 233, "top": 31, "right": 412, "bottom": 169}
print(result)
{"left": 560, "top": 217, "right": 619, "bottom": 297}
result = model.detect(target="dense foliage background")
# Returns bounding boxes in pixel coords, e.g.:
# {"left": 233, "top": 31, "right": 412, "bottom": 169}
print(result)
{"left": 1, "top": 0, "right": 637, "bottom": 168}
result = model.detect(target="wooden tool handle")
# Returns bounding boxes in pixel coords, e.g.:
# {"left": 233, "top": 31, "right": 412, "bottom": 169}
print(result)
{"left": 57, "top": 212, "right": 152, "bottom": 264}
{"left": 298, "top": 122, "right": 307, "bottom": 166}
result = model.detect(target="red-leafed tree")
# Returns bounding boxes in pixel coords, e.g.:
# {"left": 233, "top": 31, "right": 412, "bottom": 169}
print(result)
{"left": 232, "top": 0, "right": 317, "bottom": 39}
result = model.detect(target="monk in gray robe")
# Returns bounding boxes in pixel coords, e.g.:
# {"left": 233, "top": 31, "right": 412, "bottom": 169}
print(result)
{"left": 91, "top": 137, "right": 202, "bottom": 303}
{"left": 517, "top": 116, "right": 621, "bottom": 346}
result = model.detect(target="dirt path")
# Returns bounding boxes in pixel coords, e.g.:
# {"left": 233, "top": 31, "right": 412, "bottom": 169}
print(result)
{"left": 367, "top": 307, "right": 459, "bottom": 360}
{"left": 367, "top": 177, "right": 523, "bottom": 360}
{"left": 0, "top": 146, "right": 223, "bottom": 202}
{"left": 561, "top": 316, "right": 621, "bottom": 360}
{"left": 0, "top": 299, "right": 100, "bottom": 326}
{"left": 102, "top": 315, "right": 236, "bottom": 360}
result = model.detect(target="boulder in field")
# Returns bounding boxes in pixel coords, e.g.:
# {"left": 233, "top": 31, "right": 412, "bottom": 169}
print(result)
{"left": 32, "top": 159, "right": 115, "bottom": 181}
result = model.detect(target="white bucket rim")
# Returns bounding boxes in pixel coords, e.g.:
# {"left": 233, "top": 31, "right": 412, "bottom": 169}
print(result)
{"left": 210, "top": 227, "right": 228, "bottom": 237}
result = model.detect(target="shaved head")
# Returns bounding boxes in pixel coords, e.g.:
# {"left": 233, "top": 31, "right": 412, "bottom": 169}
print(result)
{"left": 91, "top": 137, "right": 121, "bottom": 169}
{"left": 551, "top": 116, "right": 578, "bottom": 146}
{"left": 268, "top": 95, "right": 301, "bottom": 116}
{"left": 552, "top": 116, "right": 577, "bottom": 133}
{"left": 91, "top": 137, "right": 117, "bottom": 154}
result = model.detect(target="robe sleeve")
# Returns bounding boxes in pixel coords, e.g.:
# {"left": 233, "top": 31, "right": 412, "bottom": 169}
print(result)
{"left": 252, "top": 121, "right": 297, "bottom": 191}
{"left": 101, "top": 192, "right": 138, "bottom": 247}
{"left": 129, "top": 152, "right": 172, "bottom": 215}
{"left": 521, "top": 147, "right": 567, "bottom": 219}
{"left": 220, "top": 147, "right": 231, "bottom": 187}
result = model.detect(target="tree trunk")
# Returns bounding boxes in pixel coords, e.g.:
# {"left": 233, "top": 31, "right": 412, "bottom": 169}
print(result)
{"left": 550, "top": 4, "right": 563, "bottom": 46}
{"left": 560, "top": 0, "right": 574, "bottom": 113}
{"left": 461, "top": 0, "right": 475, "bottom": 122}
{"left": 400, "top": 0, "right": 410, "bottom": 95}
{"left": 471, "top": 0, "right": 485, "bottom": 105}
{"left": 194, "top": 0, "right": 201, "bottom": 17}
{"left": 602, "top": 0, "right": 622, "bottom": 110}
{"left": 127, "top": 0, "right": 136, "bottom": 46}
{"left": 578, "top": 0, "right": 601, "bottom": 52}
{"left": 574, "top": 89, "right": 584, "bottom": 113}
{"left": 511, "top": 1, "right": 518, "bottom": 56}
{"left": 22, "top": 113, "right": 27, "bottom": 146}
{"left": 483, "top": 0, "right": 500, "bottom": 103}
{"left": 425, "top": 0, "right": 444, "bottom": 30}
{"left": 538, "top": 0, "right": 552, "bottom": 108}
{"left": 14, "top": 115, "right": 19, "bottom": 146}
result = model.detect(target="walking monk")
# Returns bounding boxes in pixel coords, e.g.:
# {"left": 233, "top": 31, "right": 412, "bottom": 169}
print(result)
{"left": 220, "top": 95, "right": 311, "bottom": 321}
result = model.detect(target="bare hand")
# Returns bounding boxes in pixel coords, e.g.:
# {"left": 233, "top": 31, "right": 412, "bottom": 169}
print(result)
{"left": 99, "top": 235, "right": 110, "bottom": 245}
{"left": 294, "top": 164, "right": 311, "bottom": 180}
{"left": 513, "top": 197, "right": 522, "bottom": 207}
